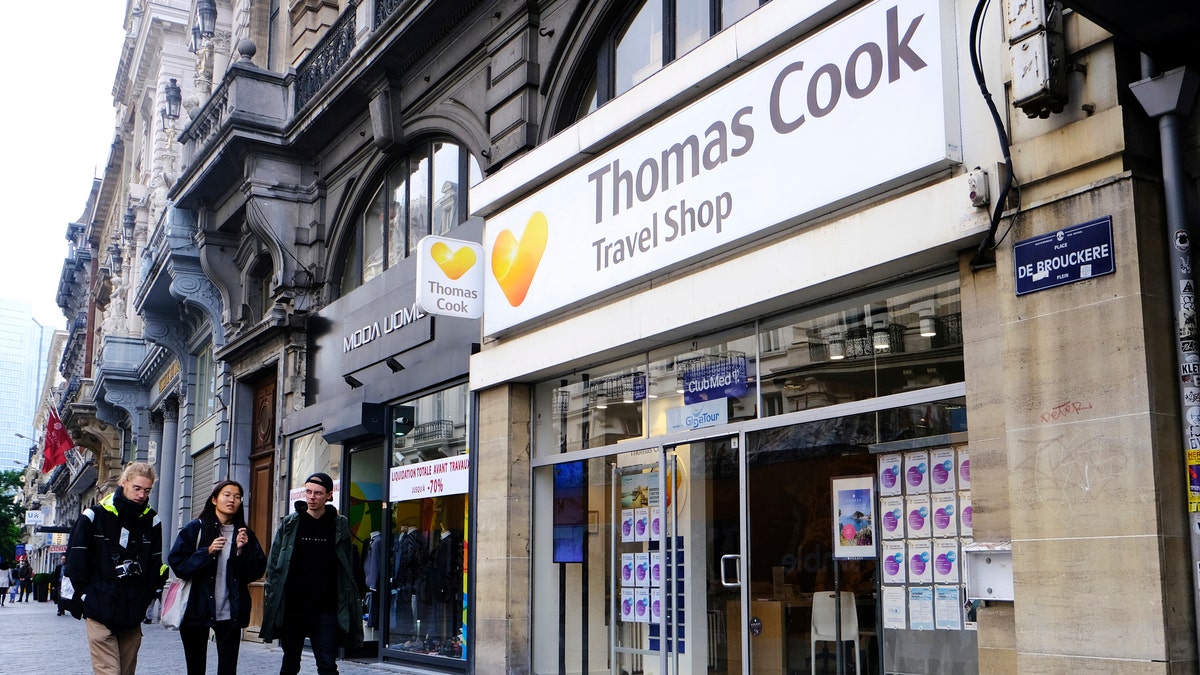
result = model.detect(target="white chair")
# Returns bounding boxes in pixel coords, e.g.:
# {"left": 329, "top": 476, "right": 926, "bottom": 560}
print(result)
{"left": 810, "top": 591, "right": 861, "bottom": 675}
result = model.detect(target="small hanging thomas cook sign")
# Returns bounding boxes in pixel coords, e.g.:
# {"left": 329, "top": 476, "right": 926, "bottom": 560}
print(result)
{"left": 416, "top": 235, "right": 484, "bottom": 319}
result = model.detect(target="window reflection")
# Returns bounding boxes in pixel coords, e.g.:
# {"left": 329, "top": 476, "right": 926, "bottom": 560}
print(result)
{"left": 758, "top": 278, "right": 962, "bottom": 415}
{"left": 532, "top": 275, "right": 962, "bottom": 457}
{"left": 615, "top": 0, "right": 663, "bottom": 96}
{"left": 363, "top": 186, "right": 386, "bottom": 284}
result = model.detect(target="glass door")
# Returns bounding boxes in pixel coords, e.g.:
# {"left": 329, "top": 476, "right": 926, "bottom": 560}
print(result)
{"left": 610, "top": 437, "right": 746, "bottom": 675}
{"left": 531, "top": 435, "right": 745, "bottom": 674}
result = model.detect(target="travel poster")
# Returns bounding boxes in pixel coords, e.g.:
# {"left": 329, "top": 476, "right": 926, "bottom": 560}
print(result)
{"left": 930, "top": 448, "right": 956, "bottom": 492}
{"left": 879, "top": 453, "right": 903, "bottom": 496}
{"left": 880, "top": 496, "right": 905, "bottom": 540}
{"left": 905, "top": 451, "right": 930, "bottom": 494}
{"left": 906, "top": 494, "right": 931, "bottom": 538}
{"left": 930, "top": 492, "right": 958, "bottom": 538}
{"left": 832, "top": 475, "right": 876, "bottom": 559}
{"left": 881, "top": 540, "right": 906, "bottom": 584}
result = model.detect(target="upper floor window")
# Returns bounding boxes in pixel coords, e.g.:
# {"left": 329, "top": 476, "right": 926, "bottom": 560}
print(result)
{"left": 194, "top": 343, "right": 217, "bottom": 421}
{"left": 572, "top": 0, "right": 771, "bottom": 121}
{"left": 339, "top": 140, "right": 482, "bottom": 294}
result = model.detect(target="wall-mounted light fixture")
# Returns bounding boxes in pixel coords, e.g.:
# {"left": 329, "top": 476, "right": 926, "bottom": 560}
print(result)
{"left": 189, "top": 25, "right": 203, "bottom": 53}
{"left": 198, "top": 0, "right": 217, "bottom": 37}
{"left": 385, "top": 357, "right": 404, "bottom": 373}
{"left": 344, "top": 374, "right": 363, "bottom": 389}
{"left": 164, "top": 78, "right": 182, "bottom": 120}
{"left": 122, "top": 209, "right": 136, "bottom": 240}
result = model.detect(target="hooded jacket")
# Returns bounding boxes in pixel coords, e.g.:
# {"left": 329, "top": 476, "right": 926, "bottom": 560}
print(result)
{"left": 167, "top": 517, "right": 267, "bottom": 628}
{"left": 66, "top": 488, "right": 163, "bottom": 629}
{"left": 259, "top": 504, "right": 363, "bottom": 646}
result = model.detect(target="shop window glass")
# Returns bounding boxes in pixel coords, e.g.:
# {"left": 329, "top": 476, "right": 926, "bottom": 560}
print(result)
{"left": 533, "top": 275, "right": 961, "bottom": 456}
{"left": 757, "top": 277, "right": 963, "bottom": 416}
{"left": 386, "top": 382, "right": 470, "bottom": 661}
{"left": 744, "top": 397, "right": 972, "bottom": 673}
{"left": 644, "top": 325, "right": 759, "bottom": 436}
{"left": 533, "top": 355, "right": 649, "bottom": 456}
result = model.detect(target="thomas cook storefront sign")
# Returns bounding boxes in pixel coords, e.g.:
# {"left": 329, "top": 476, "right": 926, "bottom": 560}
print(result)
{"left": 416, "top": 235, "right": 484, "bottom": 319}
{"left": 1013, "top": 216, "right": 1115, "bottom": 296}
{"left": 482, "top": 0, "right": 959, "bottom": 335}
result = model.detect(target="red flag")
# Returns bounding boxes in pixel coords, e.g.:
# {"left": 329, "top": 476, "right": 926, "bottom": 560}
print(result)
{"left": 40, "top": 409, "right": 72, "bottom": 473}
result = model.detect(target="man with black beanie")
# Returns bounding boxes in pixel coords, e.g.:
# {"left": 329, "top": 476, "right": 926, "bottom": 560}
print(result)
{"left": 260, "top": 472, "right": 363, "bottom": 674}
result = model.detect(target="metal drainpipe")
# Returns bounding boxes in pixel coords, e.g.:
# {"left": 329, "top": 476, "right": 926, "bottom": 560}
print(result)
{"left": 1129, "top": 56, "right": 1200, "bottom": 658}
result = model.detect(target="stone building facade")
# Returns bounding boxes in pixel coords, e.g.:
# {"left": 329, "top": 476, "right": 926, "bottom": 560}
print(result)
{"left": 53, "top": 0, "right": 1200, "bottom": 672}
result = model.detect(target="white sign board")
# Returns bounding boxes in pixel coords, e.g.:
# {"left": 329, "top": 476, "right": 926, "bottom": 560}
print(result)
{"left": 389, "top": 455, "right": 470, "bottom": 501}
{"left": 482, "top": 0, "right": 959, "bottom": 334}
{"left": 24, "top": 510, "right": 44, "bottom": 526}
{"left": 416, "top": 235, "right": 484, "bottom": 319}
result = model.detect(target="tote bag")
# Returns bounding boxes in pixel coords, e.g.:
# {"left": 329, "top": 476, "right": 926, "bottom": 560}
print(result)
{"left": 161, "top": 528, "right": 201, "bottom": 630}
{"left": 160, "top": 576, "right": 191, "bottom": 630}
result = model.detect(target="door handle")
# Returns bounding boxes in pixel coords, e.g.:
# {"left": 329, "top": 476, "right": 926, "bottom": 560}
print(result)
{"left": 720, "top": 554, "right": 741, "bottom": 588}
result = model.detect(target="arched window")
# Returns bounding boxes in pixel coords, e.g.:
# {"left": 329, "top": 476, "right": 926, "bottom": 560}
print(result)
{"left": 340, "top": 140, "right": 482, "bottom": 294}
{"left": 571, "top": 0, "right": 770, "bottom": 122}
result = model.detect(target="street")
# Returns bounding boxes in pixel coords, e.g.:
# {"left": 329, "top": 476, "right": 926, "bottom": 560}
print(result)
{"left": 0, "top": 598, "right": 430, "bottom": 674}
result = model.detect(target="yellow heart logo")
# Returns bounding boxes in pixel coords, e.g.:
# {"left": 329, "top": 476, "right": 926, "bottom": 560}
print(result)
{"left": 492, "top": 211, "right": 548, "bottom": 307}
{"left": 430, "top": 241, "right": 477, "bottom": 280}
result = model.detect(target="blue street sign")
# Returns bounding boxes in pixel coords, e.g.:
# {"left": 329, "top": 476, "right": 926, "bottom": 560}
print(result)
{"left": 1014, "top": 216, "right": 1115, "bottom": 296}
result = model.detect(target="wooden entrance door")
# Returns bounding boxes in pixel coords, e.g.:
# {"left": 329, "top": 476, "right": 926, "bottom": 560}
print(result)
{"left": 246, "top": 372, "right": 276, "bottom": 635}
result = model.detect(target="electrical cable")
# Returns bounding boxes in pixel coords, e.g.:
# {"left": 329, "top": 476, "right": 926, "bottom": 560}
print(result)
{"left": 968, "top": 0, "right": 1018, "bottom": 270}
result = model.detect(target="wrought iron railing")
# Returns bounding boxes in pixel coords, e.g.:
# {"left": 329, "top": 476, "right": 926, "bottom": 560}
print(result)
{"left": 294, "top": 2, "right": 358, "bottom": 113}
{"left": 374, "top": 0, "right": 409, "bottom": 28}
{"left": 411, "top": 419, "right": 455, "bottom": 444}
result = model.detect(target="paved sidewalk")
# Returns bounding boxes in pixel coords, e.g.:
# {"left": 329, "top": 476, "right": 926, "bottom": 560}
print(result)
{"left": 0, "top": 598, "right": 434, "bottom": 674}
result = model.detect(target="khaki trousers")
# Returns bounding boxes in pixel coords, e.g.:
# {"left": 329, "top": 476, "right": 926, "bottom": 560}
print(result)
{"left": 85, "top": 617, "right": 142, "bottom": 675}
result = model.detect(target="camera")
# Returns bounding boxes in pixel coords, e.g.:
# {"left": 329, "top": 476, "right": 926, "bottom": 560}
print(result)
{"left": 114, "top": 560, "right": 142, "bottom": 579}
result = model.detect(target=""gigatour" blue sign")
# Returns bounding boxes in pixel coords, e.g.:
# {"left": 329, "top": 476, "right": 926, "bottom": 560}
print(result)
{"left": 1014, "top": 216, "right": 1115, "bottom": 296}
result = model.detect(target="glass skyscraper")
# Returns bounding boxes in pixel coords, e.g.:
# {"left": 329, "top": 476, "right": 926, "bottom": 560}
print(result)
{"left": 0, "top": 299, "right": 56, "bottom": 472}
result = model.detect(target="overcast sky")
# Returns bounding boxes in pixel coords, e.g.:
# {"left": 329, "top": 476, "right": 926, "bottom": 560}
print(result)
{"left": 0, "top": 2, "right": 128, "bottom": 327}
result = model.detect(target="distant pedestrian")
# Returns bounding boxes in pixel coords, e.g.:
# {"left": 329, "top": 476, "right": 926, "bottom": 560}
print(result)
{"left": 15, "top": 559, "right": 32, "bottom": 602}
{"left": 52, "top": 554, "right": 71, "bottom": 616}
{"left": 260, "top": 472, "right": 363, "bottom": 675}
{"left": 67, "top": 461, "right": 162, "bottom": 675}
{"left": 167, "top": 480, "right": 267, "bottom": 675}
{"left": 0, "top": 561, "right": 11, "bottom": 606}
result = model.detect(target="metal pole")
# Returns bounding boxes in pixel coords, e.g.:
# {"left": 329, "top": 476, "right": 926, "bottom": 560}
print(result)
{"left": 1129, "top": 57, "right": 1200, "bottom": 662}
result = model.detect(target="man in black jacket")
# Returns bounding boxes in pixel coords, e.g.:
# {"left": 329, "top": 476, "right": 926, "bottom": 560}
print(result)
{"left": 67, "top": 462, "right": 162, "bottom": 675}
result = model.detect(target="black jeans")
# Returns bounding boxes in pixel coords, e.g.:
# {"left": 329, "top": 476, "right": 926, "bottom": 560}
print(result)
{"left": 180, "top": 620, "right": 242, "bottom": 675}
{"left": 279, "top": 609, "right": 340, "bottom": 675}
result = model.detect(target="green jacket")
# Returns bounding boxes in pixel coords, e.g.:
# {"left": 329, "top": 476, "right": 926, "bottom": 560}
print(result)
{"left": 259, "top": 505, "right": 363, "bottom": 646}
